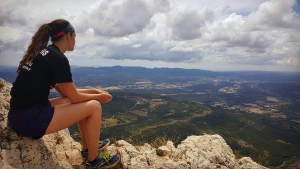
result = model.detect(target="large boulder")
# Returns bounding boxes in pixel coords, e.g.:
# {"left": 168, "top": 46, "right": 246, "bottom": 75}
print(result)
{"left": 0, "top": 79, "right": 83, "bottom": 169}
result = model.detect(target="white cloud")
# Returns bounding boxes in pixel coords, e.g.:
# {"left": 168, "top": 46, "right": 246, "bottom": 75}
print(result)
{"left": 276, "top": 57, "right": 300, "bottom": 66}
{"left": 87, "top": 0, "right": 167, "bottom": 37}
{"left": 132, "top": 44, "right": 141, "bottom": 48}
{"left": 0, "top": 26, "right": 30, "bottom": 52}
{"left": 0, "top": 0, "right": 299, "bottom": 71}
{"left": 246, "top": 0, "right": 300, "bottom": 29}
{"left": 168, "top": 9, "right": 203, "bottom": 40}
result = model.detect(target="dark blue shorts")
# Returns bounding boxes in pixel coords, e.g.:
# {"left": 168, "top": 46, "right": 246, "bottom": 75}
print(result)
{"left": 8, "top": 101, "right": 54, "bottom": 140}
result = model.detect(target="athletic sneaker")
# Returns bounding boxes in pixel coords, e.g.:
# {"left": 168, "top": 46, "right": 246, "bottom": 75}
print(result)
{"left": 81, "top": 139, "right": 110, "bottom": 159}
{"left": 85, "top": 152, "right": 120, "bottom": 169}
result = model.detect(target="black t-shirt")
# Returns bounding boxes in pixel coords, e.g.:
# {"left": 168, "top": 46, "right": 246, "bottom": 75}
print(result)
{"left": 10, "top": 45, "right": 73, "bottom": 110}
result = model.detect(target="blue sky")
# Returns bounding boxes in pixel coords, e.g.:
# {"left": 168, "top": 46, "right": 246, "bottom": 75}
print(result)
{"left": 0, "top": 0, "right": 299, "bottom": 72}
{"left": 294, "top": 0, "right": 300, "bottom": 13}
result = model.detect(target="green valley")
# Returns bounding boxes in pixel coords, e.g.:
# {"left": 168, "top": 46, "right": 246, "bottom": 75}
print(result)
{"left": 68, "top": 92, "right": 300, "bottom": 168}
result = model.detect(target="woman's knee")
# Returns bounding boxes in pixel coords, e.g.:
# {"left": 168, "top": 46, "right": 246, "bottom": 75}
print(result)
{"left": 86, "top": 100, "right": 102, "bottom": 113}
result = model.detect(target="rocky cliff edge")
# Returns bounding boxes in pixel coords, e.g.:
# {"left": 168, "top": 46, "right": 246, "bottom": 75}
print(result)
{"left": 0, "top": 79, "right": 268, "bottom": 169}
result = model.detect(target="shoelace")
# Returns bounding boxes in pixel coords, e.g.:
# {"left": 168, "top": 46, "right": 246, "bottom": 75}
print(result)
{"left": 99, "top": 151, "right": 112, "bottom": 164}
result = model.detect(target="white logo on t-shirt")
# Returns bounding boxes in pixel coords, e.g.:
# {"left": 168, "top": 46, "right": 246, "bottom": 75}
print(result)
{"left": 22, "top": 62, "right": 33, "bottom": 71}
{"left": 40, "top": 49, "right": 49, "bottom": 56}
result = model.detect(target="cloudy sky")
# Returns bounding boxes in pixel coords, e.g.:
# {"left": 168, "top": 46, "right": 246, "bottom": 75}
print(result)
{"left": 0, "top": 0, "right": 300, "bottom": 72}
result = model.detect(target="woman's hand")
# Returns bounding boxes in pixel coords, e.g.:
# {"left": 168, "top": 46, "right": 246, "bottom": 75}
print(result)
{"left": 98, "top": 93, "right": 113, "bottom": 103}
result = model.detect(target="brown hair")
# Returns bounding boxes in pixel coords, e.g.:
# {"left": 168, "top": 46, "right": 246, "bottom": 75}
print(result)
{"left": 17, "top": 19, "right": 73, "bottom": 72}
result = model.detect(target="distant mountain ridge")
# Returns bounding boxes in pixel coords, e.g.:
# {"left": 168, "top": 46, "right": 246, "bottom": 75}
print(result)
{"left": 1, "top": 65, "right": 299, "bottom": 84}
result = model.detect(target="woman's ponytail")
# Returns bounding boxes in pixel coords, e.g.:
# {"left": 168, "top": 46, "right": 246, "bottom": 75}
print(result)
{"left": 17, "top": 23, "right": 50, "bottom": 72}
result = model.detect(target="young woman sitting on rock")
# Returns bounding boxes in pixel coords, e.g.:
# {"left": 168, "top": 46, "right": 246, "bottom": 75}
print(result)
{"left": 8, "top": 19, "right": 119, "bottom": 169}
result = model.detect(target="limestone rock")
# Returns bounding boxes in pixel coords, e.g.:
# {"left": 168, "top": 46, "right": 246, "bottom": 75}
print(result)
{"left": 109, "top": 135, "right": 268, "bottom": 169}
{"left": 0, "top": 79, "right": 84, "bottom": 169}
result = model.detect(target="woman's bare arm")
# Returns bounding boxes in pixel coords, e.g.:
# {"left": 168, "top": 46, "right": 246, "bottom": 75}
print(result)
{"left": 55, "top": 82, "right": 112, "bottom": 103}
{"left": 55, "top": 85, "right": 108, "bottom": 96}
{"left": 55, "top": 84, "right": 67, "bottom": 97}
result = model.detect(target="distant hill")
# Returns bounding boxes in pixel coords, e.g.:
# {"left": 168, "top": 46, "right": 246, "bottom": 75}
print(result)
{"left": 1, "top": 65, "right": 299, "bottom": 84}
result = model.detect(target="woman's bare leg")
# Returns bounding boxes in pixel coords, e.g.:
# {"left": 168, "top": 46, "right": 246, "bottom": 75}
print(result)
{"left": 49, "top": 97, "right": 88, "bottom": 149}
{"left": 49, "top": 97, "right": 71, "bottom": 105}
{"left": 46, "top": 99, "right": 102, "bottom": 161}
{"left": 77, "top": 119, "right": 88, "bottom": 150}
